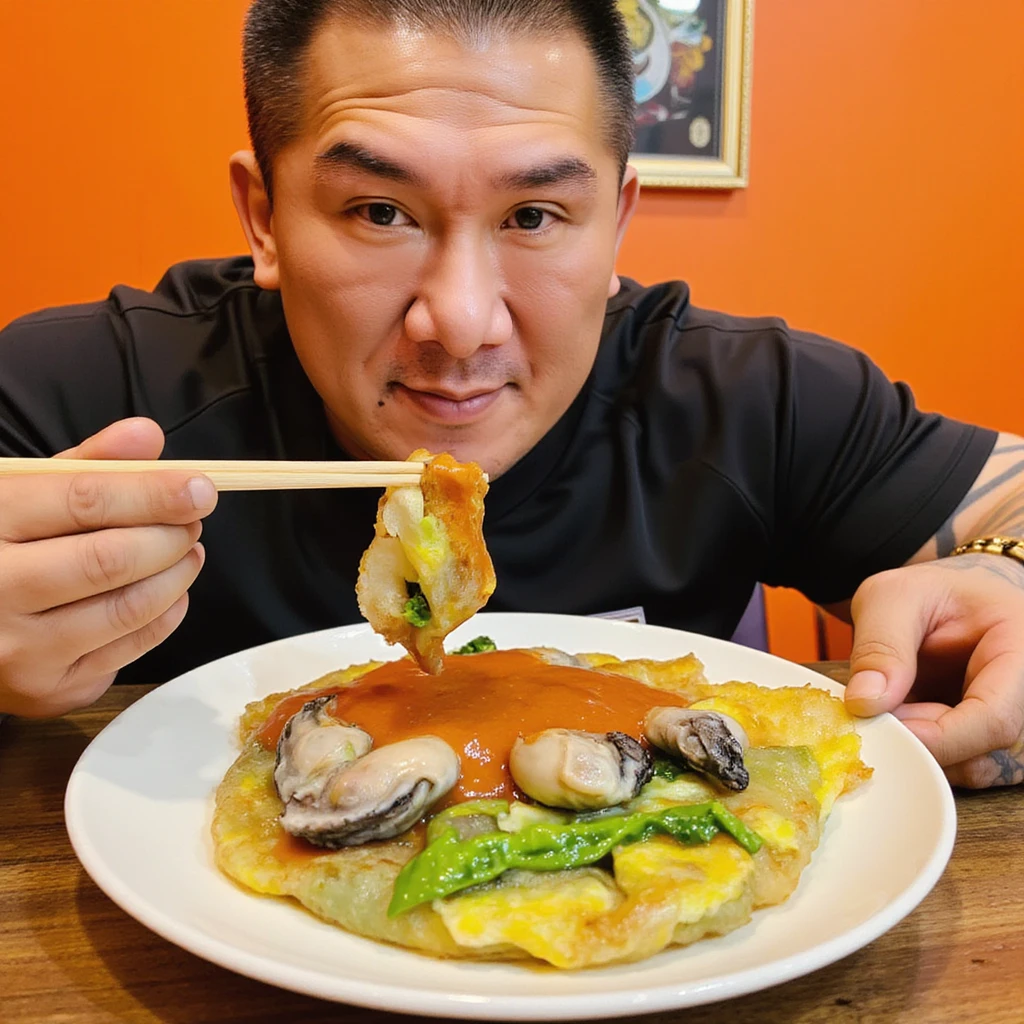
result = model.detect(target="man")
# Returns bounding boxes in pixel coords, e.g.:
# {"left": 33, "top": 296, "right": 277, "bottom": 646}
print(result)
{"left": 0, "top": 0, "right": 1021, "bottom": 790}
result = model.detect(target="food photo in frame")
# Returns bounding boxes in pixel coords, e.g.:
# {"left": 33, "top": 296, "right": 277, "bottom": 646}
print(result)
{"left": 618, "top": 0, "right": 753, "bottom": 188}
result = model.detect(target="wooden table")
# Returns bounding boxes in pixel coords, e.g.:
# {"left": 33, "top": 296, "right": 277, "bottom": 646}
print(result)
{"left": 2, "top": 665, "right": 1022, "bottom": 1024}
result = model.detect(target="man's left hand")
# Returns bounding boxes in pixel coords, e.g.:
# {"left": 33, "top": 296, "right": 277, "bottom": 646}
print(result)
{"left": 843, "top": 554, "right": 1024, "bottom": 788}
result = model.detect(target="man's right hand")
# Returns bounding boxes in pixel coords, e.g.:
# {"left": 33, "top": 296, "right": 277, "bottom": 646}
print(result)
{"left": 0, "top": 417, "right": 217, "bottom": 717}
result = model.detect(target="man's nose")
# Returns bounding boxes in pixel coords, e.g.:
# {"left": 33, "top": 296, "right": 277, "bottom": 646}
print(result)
{"left": 404, "top": 233, "right": 513, "bottom": 358}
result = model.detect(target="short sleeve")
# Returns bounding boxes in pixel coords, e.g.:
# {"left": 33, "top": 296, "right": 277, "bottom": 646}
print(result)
{"left": 0, "top": 301, "right": 135, "bottom": 457}
{"left": 763, "top": 331, "right": 996, "bottom": 603}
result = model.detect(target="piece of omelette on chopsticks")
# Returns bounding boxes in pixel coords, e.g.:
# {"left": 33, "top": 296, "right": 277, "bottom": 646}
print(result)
{"left": 212, "top": 450, "right": 871, "bottom": 969}
{"left": 355, "top": 449, "right": 495, "bottom": 674}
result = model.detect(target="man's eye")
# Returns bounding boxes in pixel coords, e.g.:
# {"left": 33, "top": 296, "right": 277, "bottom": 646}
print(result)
{"left": 506, "top": 207, "right": 551, "bottom": 231}
{"left": 355, "top": 203, "right": 410, "bottom": 227}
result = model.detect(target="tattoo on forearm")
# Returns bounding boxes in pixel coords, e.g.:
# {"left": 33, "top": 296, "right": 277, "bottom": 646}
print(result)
{"left": 973, "top": 489, "right": 1024, "bottom": 538}
{"left": 936, "top": 521, "right": 956, "bottom": 559}
{"left": 941, "top": 552, "right": 1024, "bottom": 589}
{"left": 935, "top": 457, "right": 1024, "bottom": 557}
{"left": 953, "top": 459, "right": 1024, "bottom": 517}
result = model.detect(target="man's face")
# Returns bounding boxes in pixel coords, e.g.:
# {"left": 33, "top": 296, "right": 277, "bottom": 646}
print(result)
{"left": 234, "top": 20, "right": 638, "bottom": 477}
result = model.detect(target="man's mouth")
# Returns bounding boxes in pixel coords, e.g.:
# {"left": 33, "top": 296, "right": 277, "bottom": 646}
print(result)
{"left": 390, "top": 383, "right": 509, "bottom": 425}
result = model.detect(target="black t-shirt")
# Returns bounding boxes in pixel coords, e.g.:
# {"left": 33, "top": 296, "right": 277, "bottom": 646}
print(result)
{"left": 0, "top": 257, "right": 995, "bottom": 685}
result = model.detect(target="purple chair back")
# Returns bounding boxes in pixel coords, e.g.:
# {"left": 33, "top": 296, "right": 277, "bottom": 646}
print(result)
{"left": 729, "top": 585, "right": 768, "bottom": 651}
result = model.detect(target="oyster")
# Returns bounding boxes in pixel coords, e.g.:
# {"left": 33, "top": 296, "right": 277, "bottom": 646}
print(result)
{"left": 527, "top": 648, "right": 593, "bottom": 669}
{"left": 274, "top": 697, "right": 460, "bottom": 848}
{"left": 509, "top": 728, "right": 654, "bottom": 811}
{"left": 273, "top": 695, "right": 373, "bottom": 804}
{"left": 644, "top": 707, "right": 750, "bottom": 791}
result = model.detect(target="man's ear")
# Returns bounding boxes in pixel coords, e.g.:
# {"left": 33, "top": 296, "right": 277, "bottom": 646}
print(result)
{"left": 229, "top": 151, "right": 279, "bottom": 291}
{"left": 607, "top": 164, "right": 641, "bottom": 299}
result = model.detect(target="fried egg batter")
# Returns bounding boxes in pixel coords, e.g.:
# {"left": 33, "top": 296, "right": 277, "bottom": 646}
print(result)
{"left": 215, "top": 648, "right": 871, "bottom": 967}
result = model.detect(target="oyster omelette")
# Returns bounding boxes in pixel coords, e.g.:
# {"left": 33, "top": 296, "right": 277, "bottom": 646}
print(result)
{"left": 212, "top": 453, "right": 871, "bottom": 969}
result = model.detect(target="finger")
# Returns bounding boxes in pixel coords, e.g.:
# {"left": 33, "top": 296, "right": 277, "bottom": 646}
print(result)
{"left": 33, "top": 543, "right": 205, "bottom": 662}
{"left": 944, "top": 729, "right": 1024, "bottom": 789}
{"left": 1, "top": 521, "right": 202, "bottom": 614}
{"left": 886, "top": 700, "right": 953, "bottom": 750}
{"left": 897, "top": 648, "right": 1024, "bottom": 766}
{"left": 60, "top": 593, "right": 192, "bottom": 704}
{"left": 0, "top": 666, "right": 118, "bottom": 719}
{"left": 894, "top": 698, "right": 1024, "bottom": 788}
{"left": 891, "top": 701, "right": 950, "bottom": 723}
{"left": 844, "top": 571, "right": 929, "bottom": 716}
{"left": 56, "top": 417, "right": 166, "bottom": 460}
{"left": 17, "top": 592, "right": 194, "bottom": 719}
{"left": 0, "top": 470, "right": 218, "bottom": 543}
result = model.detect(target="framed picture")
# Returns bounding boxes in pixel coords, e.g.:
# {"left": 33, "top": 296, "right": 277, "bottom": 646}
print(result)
{"left": 619, "top": 0, "right": 754, "bottom": 189}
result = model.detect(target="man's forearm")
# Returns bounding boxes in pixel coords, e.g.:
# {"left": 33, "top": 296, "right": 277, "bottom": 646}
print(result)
{"left": 909, "top": 433, "right": 1024, "bottom": 563}
{"left": 935, "top": 438, "right": 1024, "bottom": 555}
{"left": 822, "top": 434, "right": 1024, "bottom": 623}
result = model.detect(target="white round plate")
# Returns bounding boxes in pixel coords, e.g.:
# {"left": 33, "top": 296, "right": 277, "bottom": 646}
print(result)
{"left": 65, "top": 613, "right": 955, "bottom": 1020}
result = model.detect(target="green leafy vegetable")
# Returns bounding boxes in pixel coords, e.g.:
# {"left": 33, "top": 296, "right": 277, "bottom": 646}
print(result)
{"left": 710, "top": 802, "right": 765, "bottom": 855}
{"left": 453, "top": 635, "right": 497, "bottom": 655}
{"left": 389, "top": 801, "right": 762, "bottom": 916}
{"left": 651, "top": 757, "right": 687, "bottom": 781}
{"left": 402, "top": 581, "right": 431, "bottom": 627}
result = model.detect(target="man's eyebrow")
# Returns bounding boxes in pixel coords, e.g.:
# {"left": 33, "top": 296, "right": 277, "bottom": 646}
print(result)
{"left": 314, "top": 141, "right": 425, "bottom": 187}
{"left": 496, "top": 158, "right": 598, "bottom": 192}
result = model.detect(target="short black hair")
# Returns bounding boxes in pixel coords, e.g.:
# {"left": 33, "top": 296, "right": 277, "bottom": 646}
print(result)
{"left": 242, "top": 0, "right": 636, "bottom": 201}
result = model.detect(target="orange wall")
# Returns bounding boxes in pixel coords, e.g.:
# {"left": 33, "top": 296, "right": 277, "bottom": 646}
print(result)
{"left": 618, "top": 2, "right": 1024, "bottom": 658}
{"left": 0, "top": 0, "right": 252, "bottom": 321}
{"left": 2, "top": 1, "right": 1022, "bottom": 660}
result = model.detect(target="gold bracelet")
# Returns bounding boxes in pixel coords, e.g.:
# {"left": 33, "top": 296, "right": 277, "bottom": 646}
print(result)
{"left": 950, "top": 536, "right": 1024, "bottom": 566}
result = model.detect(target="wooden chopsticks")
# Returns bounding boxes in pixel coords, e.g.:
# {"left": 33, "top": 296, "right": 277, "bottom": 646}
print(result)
{"left": 0, "top": 458, "right": 425, "bottom": 491}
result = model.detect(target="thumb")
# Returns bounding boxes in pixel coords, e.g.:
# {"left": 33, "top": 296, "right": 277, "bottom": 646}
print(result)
{"left": 56, "top": 417, "right": 165, "bottom": 461}
{"left": 844, "top": 571, "right": 928, "bottom": 717}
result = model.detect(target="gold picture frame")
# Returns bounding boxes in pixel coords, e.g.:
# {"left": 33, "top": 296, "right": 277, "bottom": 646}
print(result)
{"left": 621, "top": 0, "right": 754, "bottom": 189}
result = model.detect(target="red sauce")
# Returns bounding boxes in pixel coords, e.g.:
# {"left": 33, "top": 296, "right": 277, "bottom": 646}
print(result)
{"left": 257, "top": 651, "right": 688, "bottom": 803}
{"left": 271, "top": 831, "right": 325, "bottom": 864}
